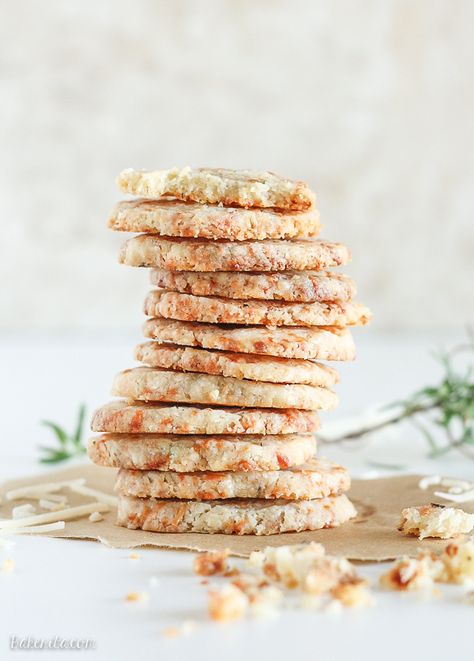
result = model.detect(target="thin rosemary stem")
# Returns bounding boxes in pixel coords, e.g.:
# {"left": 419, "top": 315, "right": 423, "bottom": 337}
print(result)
{"left": 323, "top": 401, "right": 439, "bottom": 443}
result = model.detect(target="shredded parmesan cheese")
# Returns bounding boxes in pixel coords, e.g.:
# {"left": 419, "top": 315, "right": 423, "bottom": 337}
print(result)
{"left": 12, "top": 504, "right": 36, "bottom": 519}
{"left": 5, "top": 479, "right": 85, "bottom": 501}
{"left": 434, "top": 488, "right": 474, "bottom": 504}
{"left": 68, "top": 483, "right": 118, "bottom": 507}
{"left": 39, "top": 498, "right": 66, "bottom": 511}
{"left": 0, "top": 502, "right": 109, "bottom": 530}
{"left": 418, "top": 476, "right": 474, "bottom": 504}
{"left": 88, "top": 511, "right": 103, "bottom": 523}
{"left": 9, "top": 521, "right": 66, "bottom": 534}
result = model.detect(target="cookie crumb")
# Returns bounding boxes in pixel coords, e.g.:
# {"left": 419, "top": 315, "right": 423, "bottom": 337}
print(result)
{"left": 439, "top": 538, "right": 474, "bottom": 584}
{"left": 1, "top": 558, "right": 14, "bottom": 573}
{"left": 330, "top": 577, "right": 373, "bottom": 608}
{"left": 380, "top": 555, "right": 442, "bottom": 591}
{"left": 125, "top": 591, "right": 149, "bottom": 603}
{"left": 194, "top": 549, "right": 230, "bottom": 577}
{"left": 208, "top": 584, "right": 248, "bottom": 622}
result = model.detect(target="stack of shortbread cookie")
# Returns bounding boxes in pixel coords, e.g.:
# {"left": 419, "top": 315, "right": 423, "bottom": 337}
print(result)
{"left": 88, "top": 167, "right": 371, "bottom": 535}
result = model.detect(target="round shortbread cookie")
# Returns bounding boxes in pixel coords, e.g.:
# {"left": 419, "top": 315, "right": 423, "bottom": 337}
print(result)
{"left": 111, "top": 367, "right": 338, "bottom": 411}
{"left": 108, "top": 199, "right": 320, "bottom": 241}
{"left": 143, "top": 318, "right": 356, "bottom": 361}
{"left": 88, "top": 433, "right": 317, "bottom": 471}
{"left": 150, "top": 269, "right": 356, "bottom": 303}
{"left": 134, "top": 342, "right": 339, "bottom": 387}
{"left": 117, "top": 493, "right": 356, "bottom": 535}
{"left": 91, "top": 401, "right": 320, "bottom": 436}
{"left": 115, "top": 458, "right": 350, "bottom": 501}
{"left": 145, "top": 291, "right": 371, "bottom": 328}
{"left": 118, "top": 235, "right": 350, "bottom": 272}
{"left": 117, "top": 167, "right": 315, "bottom": 211}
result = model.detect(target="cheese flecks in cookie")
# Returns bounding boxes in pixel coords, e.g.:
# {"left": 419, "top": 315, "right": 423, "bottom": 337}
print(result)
{"left": 143, "top": 318, "right": 356, "bottom": 361}
{"left": 115, "top": 459, "right": 350, "bottom": 501}
{"left": 134, "top": 342, "right": 339, "bottom": 387}
{"left": 145, "top": 290, "right": 371, "bottom": 328}
{"left": 91, "top": 400, "right": 320, "bottom": 435}
{"left": 117, "top": 167, "right": 316, "bottom": 211}
{"left": 109, "top": 199, "right": 320, "bottom": 240}
{"left": 150, "top": 269, "right": 356, "bottom": 303}
{"left": 119, "top": 235, "right": 350, "bottom": 272}
{"left": 117, "top": 493, "right": 357, "bottom": 535}
{"left": 88, "top": 433, "right": 317, "bottom": 472}
{"left": 111, "top": 367, "right": 338, "bottom": 411}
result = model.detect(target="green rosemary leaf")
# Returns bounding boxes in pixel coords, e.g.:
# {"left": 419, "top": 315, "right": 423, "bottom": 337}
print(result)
{"left": 325, "top": 332, "right": 473, "bottom": 459}
{"left": 38, "top": 405, "right": 87, "bottom": 464}
{"left": 39, "top": 450, "right": 72, "bottom": 464}
{"left": 40, "top": 421, "right": 68, "bottom": 446}
{"left": 72, "top": 404, "right": 86, "bottom": 448}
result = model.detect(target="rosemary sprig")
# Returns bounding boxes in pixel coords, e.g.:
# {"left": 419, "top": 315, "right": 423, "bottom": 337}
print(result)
{"left": 39, "top": 404, "right": 87, "bottom": 464}
{"left": 322, "top": 333, "right": 474, "bottom": 458}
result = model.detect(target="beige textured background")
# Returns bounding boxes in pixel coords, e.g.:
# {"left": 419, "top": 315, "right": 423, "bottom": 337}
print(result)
{"left": 1, "top": 0, "right": 473, "bottom": 332}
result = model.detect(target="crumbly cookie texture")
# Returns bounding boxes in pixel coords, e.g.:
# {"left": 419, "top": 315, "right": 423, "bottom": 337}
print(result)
{"left": 145, "top": 290, "right": 372, "bottom": 328}
{"left": 249, "top": 542, "right": 353, "bottom": 592}
{"left": 108, "top": 199, "right": 320, "bottom": 241}
{"left": 117, "top": 493, "right": 356, "bottom": 535}
{"left": 116, "top": 167, "right": 316, "bottom": 211}
{"left": 194, "top": 550, "right": 230, "bottom": 577}
{"left": 119, "top": 235, "right": 350, "bottom": 272}
{"left": 143, "top": 318, "right": 356, "bottom": 361}
{"left": 380, "top": 539, "right": 474, "bottom": 590}
{"left": 439, "top": 538, "right": 474, "bottom": 584}
{"left": 398, "top": 505, "right": 474, "bottom": 540}
{"left": 112, "top": 367, "right": 338, "bottom": 411}
{"left": 150, "top": 269, "right": 356, "bottom": 303}
{"left": 134, "top": 342, "right": 339, "bottom": 387}
{"left": 91, "top": 400, "right": 320, "bottom": 435}
{"left": 208, "top": 543, "right": 373, "bottom": 614}
{"left": 88, "top": 433, "right": 317, "bottom": 471}
{"left": 115, "top": 458, "right": 350, "bottom": 501}
{"left": 379, "top": 554, "right": 443, "bottom": 591}
{"left": 208, "top": 585, "right": 248, "bottom": 621}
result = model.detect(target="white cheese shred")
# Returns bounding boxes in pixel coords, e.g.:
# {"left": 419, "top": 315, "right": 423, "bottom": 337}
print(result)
{"left": 0, "top": 502, "right": 109, "bottom": 530}
{"left": 39, "top": 498, "right": 66, "bottom": 511}
{"left": 5, "top": 479, "right": 86, "bottom": 501}
{"left": 68, "top": 483, "right": 118, "bottom": 507}
{"left": 4, "top": 521, "right": 66, "bottom": 534}
{"left": 12, "top": 504, "right": 36, "bottom": 519}
{"left": 419, "top": 476, "right": 474, "bottom": 504}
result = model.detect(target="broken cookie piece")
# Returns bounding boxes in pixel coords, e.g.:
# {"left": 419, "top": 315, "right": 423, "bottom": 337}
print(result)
{"left": 379, "top": 554, "right": 443, "bottom": 591}
{"left": 247, "top": 543, "right": 362, "bottom": 598}
{"left": 398, "top": 504, "right": 474, "bottom": 540}
{"left": 193, "top": 549, "right": 230, "bottom": 577}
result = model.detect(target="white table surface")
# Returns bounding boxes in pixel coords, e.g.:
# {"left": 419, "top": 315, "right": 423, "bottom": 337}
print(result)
{"left": 1, "top": 330, "right": 472, "bottom": 661}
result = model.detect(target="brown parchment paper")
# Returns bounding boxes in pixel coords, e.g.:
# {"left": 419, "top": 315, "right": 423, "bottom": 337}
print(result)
{"left": 1, "top": 464, "right": 472, "bottom": 561}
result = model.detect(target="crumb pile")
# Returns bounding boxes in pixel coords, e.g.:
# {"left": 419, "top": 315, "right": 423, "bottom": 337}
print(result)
{"left": 88, "top": 167, "right": 371, "bottom": 534}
